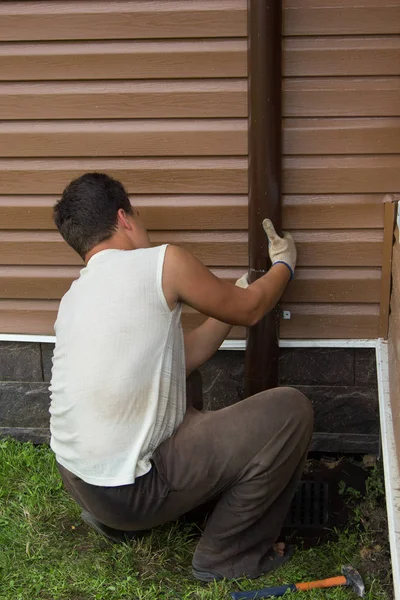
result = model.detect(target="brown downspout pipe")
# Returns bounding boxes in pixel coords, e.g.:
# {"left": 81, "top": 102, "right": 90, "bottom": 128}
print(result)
{"left": 245, "top": 0, "right": 282, "bottom": 396}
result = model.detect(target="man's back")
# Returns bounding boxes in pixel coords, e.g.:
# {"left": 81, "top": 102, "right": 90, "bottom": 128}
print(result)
{"left": 49, "top": 245, "right": 186, "bottom": 486}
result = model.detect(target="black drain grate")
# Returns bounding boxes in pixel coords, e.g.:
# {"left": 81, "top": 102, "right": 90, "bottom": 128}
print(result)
{"left": 284, "top": 481, "right": 330, "bottom": 528}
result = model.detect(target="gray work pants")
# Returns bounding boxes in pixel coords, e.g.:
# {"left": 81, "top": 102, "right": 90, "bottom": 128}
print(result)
{"left": 58, "top": 386, "right": 313, "bottom": 580}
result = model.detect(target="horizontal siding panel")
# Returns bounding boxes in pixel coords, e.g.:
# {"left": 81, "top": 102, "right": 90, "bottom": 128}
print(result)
{"left": 137, "top": 196, "right": 248, "bottom": 230}
{"left": 0, "top": 231, "right": 248, "bottom": 267}
{"left": 0, "top": 80, "right": 248, "bottom": 120}
{"left": 283, "top": 268, "right": 381, "bottom": 303}
{"left": 0, "top": 230, "right": 382, "bottom": 268}
{"left": 0, "top": 300, "right": 379, "bottom": 340}
{"left": 284, "top": 1, "right": 400, "bottom": 36}
{"left": 280, "top": 303, "right": 380, "bottom": 339}
{"left": 0, "top": 195, "right": 248, "bottom": 230}
{"left": 0, "top": 298, "right": 379, "bottom": 339}
{"left": 3, "top": 117, "right": 398, "bottom": 157}
{"left": 284, "top": 37, "right": 400, "bottom": 77}
{"left": 291, "top": 230, "right": 383, "bottom": 267}
{"left": 0, "top": 299, "right": 245, "bottom": 339}
{"left": 284, "top": 118, "right": 400, "bottom": 155}
{"left": 284, "top": 155, "right": 400, "bottom": 193}
{"left": 0, "top": 197, "right": 58, "bottom": 230}
{"left": 0, "top": 1, "right": 247, "bottom": 41}
{"left": 283, "top": 195, "right": 384, "bottom": 229}
{"left": 144, "top": 231, "right": 250, "bottom": 266}
{"left": 4, "top": 117, "right": 398, "bottom": 157}
{"left": 0, "top": 158, "right": 248, "bottom": 194}
{"left": 4, "top": 37, "right": 399, "bottom": 82}
{"left": 0, "top": 40, "right": 247, "bottom": 81}
{"left": 0, "top": 266, "right": 242, "bottom": 299}
{"left": 0, "top": 300, "right": 58, "bottom": 335}
{"left": 4, "top": 38, "right": 399, "bottom": 82}
{"left": 284, "top": 77, "right": 400, "bottom": 118}
{"left": 0, "top": 266, "right": 79, "bottom": 299}
{"left": 0, "top": 194, "right": 384, "bottom": 231}
{"left": 0, "top": 266, "right": 380, "bottom": 304}
{"left": 0, "top": 119, "right": 247, "bottom": 157}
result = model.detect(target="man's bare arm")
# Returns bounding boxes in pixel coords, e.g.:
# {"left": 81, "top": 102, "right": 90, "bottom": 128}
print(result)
{"left": 163, "top": 247, "right": 291, "bottom": 327}
{"left": 184, "top": 318, "right": 232, "bottom": 375}
{"left": 163, "top": 220, "right": 296, "bottom": 372}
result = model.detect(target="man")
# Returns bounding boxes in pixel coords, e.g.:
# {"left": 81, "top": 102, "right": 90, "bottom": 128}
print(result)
{"left": 50, "top": 172, "right": 313, "bottom": 582}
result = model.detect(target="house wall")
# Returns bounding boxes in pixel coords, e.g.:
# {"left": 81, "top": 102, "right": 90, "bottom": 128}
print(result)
{"left": 0, "top": 0, "right": 248, "bottom": 339}
{"left": 280, "top": 0, "right": 400, "bottom": 338}
{"left": 0, "top": 0, "right": 399, "bottom": 340}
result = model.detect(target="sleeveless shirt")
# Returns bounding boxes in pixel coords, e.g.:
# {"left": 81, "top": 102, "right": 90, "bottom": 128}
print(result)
{"left": 49, "top": 245, "right": 186, "bottom": 486}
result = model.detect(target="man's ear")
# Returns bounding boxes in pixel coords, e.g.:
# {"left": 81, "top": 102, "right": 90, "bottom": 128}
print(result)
{"left": 117, "top": 208, "right": 133, "bottom": 230}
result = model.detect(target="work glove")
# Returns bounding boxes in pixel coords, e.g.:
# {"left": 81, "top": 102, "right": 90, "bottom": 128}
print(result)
{"left": 235, "top": 273, "right": 249, "bottom": 289}
{"left": 235, "top": 220, "right": 296, "bottom": 287}
{"left": 263, "top": 218, "right": 296, "bottom": 280}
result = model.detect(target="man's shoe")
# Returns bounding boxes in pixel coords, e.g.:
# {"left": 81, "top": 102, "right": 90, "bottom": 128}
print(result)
{"left": 81, "top": 510, "right": 135, "bottom": 544}
{"left": 192, "top": 545, "right": 293, "bottom": 582}
{"left": 192, "top": 567, "right": 224, "bottom": 583}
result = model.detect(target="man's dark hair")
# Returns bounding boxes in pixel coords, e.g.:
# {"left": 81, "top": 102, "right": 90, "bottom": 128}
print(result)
{"left": 54, "top": 172, "right": 133, "bottom": 259}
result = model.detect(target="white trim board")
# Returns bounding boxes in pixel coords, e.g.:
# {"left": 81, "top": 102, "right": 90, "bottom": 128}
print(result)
{"left": 0, "top": 334, "right": 56, "bottom": 344}
{"left": 376, "top": 341, "right": 400, "bottom": 600}
{"left": 219, "top": 339, "right": 377, "bottom": 351}
{"left": 0, "top": 334, "right": 380, "bottom": 349}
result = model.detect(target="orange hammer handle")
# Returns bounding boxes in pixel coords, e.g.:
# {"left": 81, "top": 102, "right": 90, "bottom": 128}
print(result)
{"left": 296, "top": 575, "right": 347, "bottom": 592}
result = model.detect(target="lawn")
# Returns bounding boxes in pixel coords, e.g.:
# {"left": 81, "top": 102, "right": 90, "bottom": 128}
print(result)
{"left": 0, "top": 439, "right": 393, "bottom": 600}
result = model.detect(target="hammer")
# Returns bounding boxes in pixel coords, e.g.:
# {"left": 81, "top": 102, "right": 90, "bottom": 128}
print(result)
{"left": 230, "top": 565, "right": 365, "bottom": 599}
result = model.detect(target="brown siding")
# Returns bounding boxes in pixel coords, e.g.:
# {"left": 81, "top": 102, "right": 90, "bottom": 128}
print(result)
{"left": 0, "top": 81, "right": 248, "bottom": 120}
{"left": 284, "top": 78, "right": 400, "bottom": 118}
{"left": 284, "top": 0, "right": 400, "bottom": 36}
{"left": 0, "top": 158, "right": 248, "bottom": 194}
{"left": 0, "top": 230, "right": 383, "bottom": 268}
{"left": 280, "top": 0, "right": 399, "bottom": 338}
{"left": 0, "top": 120, "right": 247, "bottom": 157}
{"left": 0, "top": 0, "right": 399, "bottom": 340}
{"left": 0, "top": 0, "right": 249, "bottom": 339}
{"left": 4, "top": 117, "right": 400, "bottom": 157}
{"left": 284, "top": 37, "right": 400, "bottom": 77}
{"left": 0, "top": 2, "right": 247, "bottom": 41}
{"left": 0, "top": 40, "right": 247, "bottom": 80}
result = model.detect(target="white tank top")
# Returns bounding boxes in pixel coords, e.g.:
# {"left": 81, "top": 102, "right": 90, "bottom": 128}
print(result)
{"left": 49, "top": 245, "right": 186, "bottom": 486}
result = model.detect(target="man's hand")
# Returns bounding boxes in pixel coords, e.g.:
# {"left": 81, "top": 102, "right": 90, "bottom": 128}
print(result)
{"left": 235, "top": 273, "right": 249, "bottom": 289}
{"left": 263, "top": 219, "right": 296, "bottom": 279}
{"left": 234, "top": 221, "right": 295, "bottom": 290}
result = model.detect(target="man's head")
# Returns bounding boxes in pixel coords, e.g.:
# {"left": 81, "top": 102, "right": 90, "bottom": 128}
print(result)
{"left": 54, "top": 172, "right": 150, "bottom": 261}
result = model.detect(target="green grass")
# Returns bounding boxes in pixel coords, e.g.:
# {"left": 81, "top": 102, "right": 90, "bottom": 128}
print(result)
{"left": 0, "top": 439, "right": 393, "bottom": 600}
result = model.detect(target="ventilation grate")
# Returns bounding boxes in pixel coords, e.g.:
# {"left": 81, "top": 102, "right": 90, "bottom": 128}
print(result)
{"left": 284, "top": 481, "right": 330, "bottom": 528}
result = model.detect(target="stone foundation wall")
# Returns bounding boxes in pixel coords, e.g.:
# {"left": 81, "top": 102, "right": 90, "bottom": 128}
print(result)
{"left": 200, "top": 348, "right": 379, "bottom": 453}
{"left": 0, "top": 342, "right": 379, "bottom": 453}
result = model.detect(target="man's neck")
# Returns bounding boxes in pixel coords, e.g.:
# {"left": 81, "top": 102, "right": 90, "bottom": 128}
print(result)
{"left": 84, "top": 238, "right": 137, "bottom": 264}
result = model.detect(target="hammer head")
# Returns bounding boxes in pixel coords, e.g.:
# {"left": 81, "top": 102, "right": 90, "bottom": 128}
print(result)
{"left": 341, "top": 565, "right": 365, "bottom": 598}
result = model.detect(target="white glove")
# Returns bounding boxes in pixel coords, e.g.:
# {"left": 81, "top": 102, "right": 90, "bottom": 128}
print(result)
{"left": 235, "top": 273, "right": 249, "bottom": 289}
{"left": 262, "top": 219, "right": 296, "bottom": 279}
